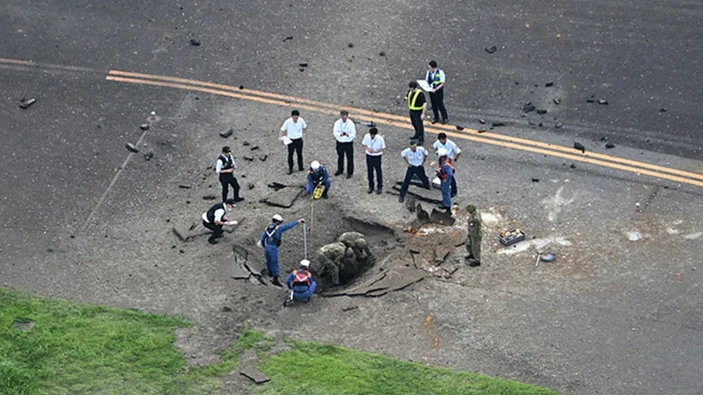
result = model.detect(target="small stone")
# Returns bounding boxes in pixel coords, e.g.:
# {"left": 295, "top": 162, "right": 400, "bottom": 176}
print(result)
{"left": 605, "top": 142, "right": 615, "bottom": 149}
{"left": 143, "top": 152, "right": 154, "bottom": 161}
{"left": 531, "top": 178, "right": 540, "bottom": 182}
{"left": 185, "top": 200, "right": 191, "bottom": 204}
{"left": 553, "top": 98, "right": 561, "bottom": 105}
{"left": 283, "top": 36, "right": 293, "bottom": 42}
{"left": 570, "top": 163, "right": 576, "bottom": 169}
{"left": 242, "top": 141, "right": 250, "bottom": 146}
{"left": 299, "top": 68, "right": 305, "bottom": 72}
{"left": 597, "top": 99, "right": 608, "bottom": 105}
{"left": 179, "top": 249, "right": 185, "bottom": 254}
{"left": 125, "top": 143, "right": 139, "bottom": 153}
{"left": 239, "top": 85, "right": 244, "bottom": 90}
{"left": 140, "top": 124, "right": 150, "bottom": 131}
{"left": 259, "top": 154, "right": 268, "bottom": 162}
{"left": 250, "top": 145, "right": 259, "bottom": 151}
{"left": 491, "top": 122, "right": 505, "bottom": 128}
{"left": 586, "top": 97, "right": 596, "bottom": 103}
{"left": 477, "top": 129, "right": 486, "bottom": 133}
{"left": 379, "top": 51, "right": 386, "bottom": 56}
{"left": 574, "top": 142, "right": 586, "bottom": 153}
{"left": 219, "top": 129, "right": 233, "bottom": 138}
{"left": 478, "top": 119, "right": 486, "bottom": 124}
{"left": 190, "top": 39, "right": 201, "bottom": 46}
{"left": 243, "top": 155, "right": 254, "bottom": 161}
{"left": 247, "top": 183, "right": 255, "bottom": 190}
{"left": 659, "top": 108, "right": 667, "bottom": 112}
{"left": 222, "top": 306, "right": 232, "bottom": 312}
{"left": 523, "top": 102, "right": 536, "bottom": 113}
{"left": 555, "top": 122, "right": 563, "bottom": 129}
{"left": 600, "top": 136, "right": 608, "bottom": 141}
{"left": 202, "top": 195, "right": 217, "bottom": 200}
{"left": 538, "top": 122, "right": 544, "bottom": 127}
{"left": 485, "top": 45, "right": 497, "bottom": 54}
{"left": 536, "top": 109, "right": 547, "bottom": 115}
{"left": 298, "top": 62, "right": 308, "bottom": 67}
{"left": 348, "top": 43, "right": 354, "bottom": 48}
{"left": 178, "top": 185, "right": 192, "bottom": 189}
{"left": 545, "top": 81, "right": 554, "bottom": 87}
{"left": 19, "top": 98, "right": 36, "bottom": 109}
{"left": 455, "top": 126, "right": 464, "bottom": 131}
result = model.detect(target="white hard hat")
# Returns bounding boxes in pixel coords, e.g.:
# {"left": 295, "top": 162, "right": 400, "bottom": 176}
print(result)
{"left": 300, "top": 259, "right": 311, "bottom": 268}
{"left": 272, "top": 214, "right": 283, "bottom": 222}
{"left": 311, "top": 161, "right": 320, "bottom": 170}
{"left": 437, "top": 148, "right": 448, "bottom": 157}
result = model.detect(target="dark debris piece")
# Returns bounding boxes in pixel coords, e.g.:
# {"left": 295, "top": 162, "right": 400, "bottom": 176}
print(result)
{"left": 125, "top": 143, "right": 139, "bottom": 153}
{"left": 536, "top": 109, "right": 547, "bottom": 115}
{"left": 597, "top": 99, "right": 608, "bottom": 105}
{"left": 545, "top": 81, "right": 554, "bottom": 87}
{"left": 555, "top": 122, "right": 563, "bottom": 129}
{"left": 140, "top": 124, "right": 150, "bottom": 131}
{"left": 19, "top": 98, "right": 36, "bottom": 109}
{"left": 491, "top": 122, "right": 505, "bottom": 128}
{"left": 379, "top": 51, "right": 386, "bottom": 56}
{"left": 243, "top": 155, "right": 254, "bottom": 161}
{"left": 219, "top": 129, "right": 234, "bottom": 138}
{"left": 605, "top": 142, "right": 615, "bottom": 149}
{"left": 455, "top": 126, "right": 464, "bottom": 131}
{"left": 298, "top": 62, "right": 308, "bottom": 67}
{"left": 242, "top": 141, "right": 250, "bottom": 146}
{"left": 574, "top": 142, "right": 586, "bottom": 153}
{"left": 190, "top": 39, "right": 201, "bottom": 46}
{"left": 553, "top": 98, "right": 561, "bottom": 105}
{"left": 202, "top": 195, "right": 217, "bottom": 200}
{"left": 531, "top": 178, "right": 540, "bottom": 182}
{"left": 478, "top": 119, "right": 486, "bottom": 124}
{"left": 143, "top": 152, "right": 154, "bottom": 161}
{"left": 250, "top": 145, "right": 259, "bottom": 151}
{"left": 485, "top": 45, "right": 497, "bottom": 54}
{"left": 283, "top": 36, "right": 293, "bottom": 42}
{"left": 522, "top": 102, "right": 536, "bottom": 113}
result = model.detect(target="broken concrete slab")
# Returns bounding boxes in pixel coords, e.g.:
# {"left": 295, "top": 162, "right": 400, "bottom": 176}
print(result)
{"left": 219, "top": 129, "right": 233, "bottom": 138}
{"left": 240, "top": 368, "right": 270, "bottom": 384}
{"left": 434, "top": 245, "right": 451, "bottom": 263}
{"left": 365, "top": 267, "right": 426, "bottom": 297}
{"left": 259, "top": 186, "right": 304, "bottom": 208}
{"left": 389, "top": 186, "right": 443, "bottom": 205}
{"left": 267, "top": 182, "right": 286, "bottom": 191}
{"left": 228, "top": 256, "right": 251, "bottom": 280}
{"left": 430, "top": 208, "right": 455, "bottom": 226}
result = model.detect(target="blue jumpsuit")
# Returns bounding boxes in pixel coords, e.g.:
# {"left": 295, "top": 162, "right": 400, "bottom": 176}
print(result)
{"left": 439, "top": 160, "right": 454, "bottom": 209}
{"left": 259, "top": 221, "right": 299, "bottom": 277}
{"left": 306, "top": 166, "right": 331, "bottom": 195}
{"left": 285, "top": 270, "right": 317, "bottom": 300}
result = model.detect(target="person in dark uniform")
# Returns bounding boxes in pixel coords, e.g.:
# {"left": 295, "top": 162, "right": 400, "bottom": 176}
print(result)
{"left": 404, "top": 81, "right": 427, "bottom": 145}
{"left": 464, "top": 204, "right": 482, "bottom": 267}
{"left": 216, "top": 146, "right": 244, "bottom": 203}
{"left": 201, "top": 199, "right": 237, "bottom": 244}
{"left": 426, "top": 60, "right": 449, "bottom": 124}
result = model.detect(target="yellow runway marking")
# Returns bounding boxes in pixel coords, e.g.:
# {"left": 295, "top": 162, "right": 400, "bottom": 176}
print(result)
{"left": 106, "top": 73, "right": 703, "bottom": 188}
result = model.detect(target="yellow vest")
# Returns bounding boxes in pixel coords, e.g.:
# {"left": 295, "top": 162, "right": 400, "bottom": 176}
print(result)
{"left": 406, "top": 89, "right": 424, "bottom": 111}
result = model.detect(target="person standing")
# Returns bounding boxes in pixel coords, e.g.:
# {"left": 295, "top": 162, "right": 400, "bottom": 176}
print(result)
{"left": 432, "top": 133, "right": 461, "bottom": 197}
{"left": 333, "top": 110, "right": 356, "bottom": 178}
{"left": 404, "top": 82, "right": 427, "bottom": 145}
{"left": 436, "top": 148, "right": 454, "bottom": 211}
{"left": 258, "top": 214, "right": 305, "bottom": 287}
{"left": 201, "top": 199, "right": 237, "bottom": 244}
{"left": 464, "top": 204, "right": 482, "bottom": 267}
{"left": 362, "top": 127, "right": 386, "bottom": 194}
{"left": 216, "top": 146, "right": 244, "bottom": 203}
{"left": 426, "top": 60, "right": 449, "bottom": 124}
{"left": 280, "top": 110, "right": 307, "bottom": 174}
{"left": 306, "top": 160, "right": 331, "bottom": 199}
{"left": 398, "top": 140, "right": 430, "bottom": 203}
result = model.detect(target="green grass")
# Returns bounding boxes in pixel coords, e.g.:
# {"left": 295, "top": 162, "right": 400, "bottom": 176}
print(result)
{"left": 254, "top": 340, "right": 560, "bottom": 395}
{"left": 1, "top": 288, "right": 559, "bottom": 395}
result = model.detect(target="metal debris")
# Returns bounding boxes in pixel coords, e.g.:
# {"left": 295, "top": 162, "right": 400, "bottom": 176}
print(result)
{"left": 485, "top": 45, "right": 497, "bottom": 54}
{"left": 19, "top": 98, "right": 36, "bottom": 109}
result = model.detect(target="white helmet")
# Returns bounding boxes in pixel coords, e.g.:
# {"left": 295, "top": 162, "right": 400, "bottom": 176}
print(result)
{"left": 272, "top": 214, "right": 283, "bottom": 222}
{"left": 311, "top": 161, "right": 320, "bottom": 170}
{"left": 300, "top": 259, "right": 311, "bottom": 268}
{"left": 437, "top": 148, "right": 448, "bottom": 157}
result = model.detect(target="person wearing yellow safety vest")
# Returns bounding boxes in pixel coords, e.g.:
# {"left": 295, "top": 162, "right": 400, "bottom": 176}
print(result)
{"left": 426, "top": 60, "right": 448, "bottom": 124}
{"left": 404, "top": 81, "right": 427, "bottom": 146}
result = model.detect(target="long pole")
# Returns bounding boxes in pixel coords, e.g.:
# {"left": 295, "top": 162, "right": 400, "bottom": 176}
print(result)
{"left": 303, "top": 222, "right": 308, "bottom": 259}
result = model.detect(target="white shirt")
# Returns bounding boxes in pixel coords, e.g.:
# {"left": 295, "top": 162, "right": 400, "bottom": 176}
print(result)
{"left": 401, "top": 146, "right": 428, "bottom": 167}
{"left": 333, "top": 118, "right": 356, "bottom": 143}
{"left": 202, "top": 206, "right": 227, "bottom": 223}
{"left": 426, "top": 69, "right": 446, "bottom": 85}
{"left": 215, "top": 154, "right": 236, "bottom": 174}
{"left": 432, "top": 139, "right": 461, "bottom": 159}
{"left": 280, "top": 117, "right": 307, "bottom": 139}
{"left": 362, "top": 134, "right": 385, "bottom": 156}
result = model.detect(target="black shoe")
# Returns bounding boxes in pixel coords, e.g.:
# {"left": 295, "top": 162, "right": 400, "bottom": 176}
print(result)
{"left": 234, "top": 197, "right": 245, "bottom": 202}
{"left": 214, "top": 233, "right": 224, "bottom": 239}
{"left": 441, "top": 119, "right": 449, "bottom": 125}
{"left": 287, "top": 169, "right": 293, "bottom": 175}
{"left": 451, "top": 192, "right": 457, "bottom": 198}
{"left": 398, "top": 196, "right": 404, "bottom": 203}
{"left": 271, "top": 276, "right": 283, "bottom": 287}
{"left": 322, "top": 192, "right": 329, "bottom": 199}
{"left": 335, "top": 170, "right": 343, "bottom": 176}
{"left": 346, "top": 174, "right": 353, "bottom": 179}
{"left": 468, "top": 260, "right": 481, "bottom": 267}
{"left": 299, "top": 166, "right": 304, "bottom": 172}
{"left": 207, "top": 238, "right": 218, "bottom": 245}
{"left": 376, "top": 188, "right": 382, "bottom": 195}
{"left": 367, "top": 188, "right": 373, "bottom": 194}
{"left": 418, "top": 140, "right": 424, "bottom": 146}
{"left": 431, "top": 119, "right": 439, "bottom": 124}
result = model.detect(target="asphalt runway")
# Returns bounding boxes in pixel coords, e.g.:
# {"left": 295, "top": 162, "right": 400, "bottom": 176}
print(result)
{"left": 1, "top": 1, "right": 702, "bottom": 394}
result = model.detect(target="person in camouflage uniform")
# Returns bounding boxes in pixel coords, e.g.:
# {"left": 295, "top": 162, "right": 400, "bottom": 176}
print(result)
{"left": 314, "top": 241, "right": 347, "bottom": 286}
{"left": 464, "top": 204, "right": 482, "bottom": 267}
{"left": 338, "top": 231, "right": 372, "bottom": 261}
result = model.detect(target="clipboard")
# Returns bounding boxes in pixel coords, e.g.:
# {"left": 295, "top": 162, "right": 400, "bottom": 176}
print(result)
{"left": 280, "top": 136, "right": 292, "bottom": 145}
{"left": 416, "top": 79, "right": 432, "bottom": 92}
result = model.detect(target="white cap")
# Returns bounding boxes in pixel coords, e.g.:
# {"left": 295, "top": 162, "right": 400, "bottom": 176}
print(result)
{"left": 311, "top": 161, "right": 320, "bottom": 170}
{"left": 272, "top": 214, "right": 283, "bottom": 222}
{"left": 300, "top": 259, "right": 311, "bottom": 268}
{"left": 437, "top": 148, "right": 448, "bottom": 157}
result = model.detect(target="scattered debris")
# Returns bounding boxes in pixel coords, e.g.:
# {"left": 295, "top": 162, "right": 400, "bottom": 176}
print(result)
{"left": 250, "top": 145, "right": 259, "bottom": 151}
{"left": 536, "top": 109, "right": 547, "bottom": 115}
{"left": 143, "top": 152, "right": 154, "bottom": 161}
{"left": 247, "top": 182, "right": 255, "bottom": 190}
{"left": 259, "top": 154, "right": 267, "bottom": 162}
{"left": 491, "top": 122, "right": 505, "bottom": 128}
{"left": 19, "top": 98, "right": 37, "bottom": 109}
{"left": 348, "top": 43, "right": 354, "bottom": 48}
{"left": 242, "top": 141, "right": 250, "bottom": 146}
{"left": 477, "top": 129, "right": 486, "bottom": 133}
{"left": 379, "top": 51, "right": 386, "bottom": 56}
{"left": 570, "top": 163, "right": 576, "bottom": 169}
{"left": 531, "top": 178, "right": 540, "bottom": 182}
{"left": 140, "top": 124, "right": 150, "bottom": 131}
{"left": 125, "top": 143, "right": 139, "bottom": 153}
{"left": 659, "top": 108, "right": 667, "bottom": 113}
{"left": 222, "top": 306, "right": 232, "bottom": 312}
{"left": 586, "top": 95, "right": 596, "bottom": 103}
{"left": 342, "top": 305, "right": 359, "bottom": 312}
{"left": 240, "top": 368, "right": 270, "bottom": 385}
{"left": 522, "top": 102, "right": 536, "bottom": 113}
{"left": 597, "top": 99, "right": 608, "bottom": 105}
{"left": 485, "top": 45, "right": 497, "bottom": 54}
{"left": 283, "top": 36, "right": 293, "bottom": 42}
{"left": 178, "top": 185, "right": 192, "bottom": 189}
{"left": 545, "top": 81, "right": 554, "bottom": 87}
{"left": 298, "top": 62, "right": 308, "bottom": 67}
{"left": 202, "top": 195, "right": 217, "bottom": 200}
{"left": 553, "top": 98, "right": 561, "bottom": 105}
{"left": 540, "top": 253, "right": 556, "bottom": 262}
{"left": 219, "top": 129, "right": 233, "bottom": 138}
{"left": 189, "top": 39, "right": 201, "bottom": 46}
{"left": 243, "top": 155, "right": 254, "bottom": 161}
{"left": 478, "top": 119, "right": 486, "bottom": 124}
{"left": 605, "top": 142, "right": 615, "bottom": 149}
{"left": 573, "top": 142, "right": 586, "bottom": 153}
{"left": 455, "top": 126, "right": 464, "bottom": 131}
{"left": 555, "top": 122, "right": 563, "bottom": 129}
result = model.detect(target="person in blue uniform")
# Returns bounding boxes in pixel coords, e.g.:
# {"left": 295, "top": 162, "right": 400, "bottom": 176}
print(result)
{"left": 258, "top": 214, "right": 305, "bottom": 286}
{"left": 285, "top": 259, "right": 317, "bottom": 301}
{"left": 306, "top": 160, "right": 331, "bottom": 199}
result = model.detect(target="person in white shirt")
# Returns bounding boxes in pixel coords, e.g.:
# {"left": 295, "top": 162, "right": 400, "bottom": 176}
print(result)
{"left": 333, "top": 110, "right": 357, "bottom": 178}
{"left": 432, "top": 132, "right": 462, "bottom": 197}
{"left": 215, "top": 146, "right": 244, "bottom": 203}
{"left": 201, "top": 199, "right": 237, "bottom": 245}
{"left": 280, "top": 110, "right": 307, "bottom": 174}
{"left": 398, "top": 140, "right": 430, "bottom": 203}
{"left": 361, "top": 127, "right": 386, "bottom": 194}
{"left": 426, "top": 60, "right": 448, "bottom": 124}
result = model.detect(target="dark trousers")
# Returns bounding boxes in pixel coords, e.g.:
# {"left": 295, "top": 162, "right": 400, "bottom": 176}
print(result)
{"left": 336, "top": 141, "right": 354, "bottom": 175}
{"left": 202, "top": 220, "right": 223, "bottom": 242}
{"left": 287, "top": 137, "right": 304, "bottom": 171}
{"left": 451, "top": 176, "right": 457, "bottom": 196}
{"left": 399, "top": 165, "right": 430, "bottom": 198}
{"left": 409, "top": 110, "right": 425, "bottom": 144}
{"left": 366, "top": 154, "right": 383, "bottom": 190}
{"left": 429, "top": 89, "right": 448, "bottom": 121}
{"left": 219, "top": 173, "right": 240, "bottom": 202}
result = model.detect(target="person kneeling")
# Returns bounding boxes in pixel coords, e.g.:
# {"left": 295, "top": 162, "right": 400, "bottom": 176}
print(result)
{"left": 285, "top": 259, "right": 317, "bottom": 302}
{"left": 306, "top": 160, "right": 331, "bottom": 199}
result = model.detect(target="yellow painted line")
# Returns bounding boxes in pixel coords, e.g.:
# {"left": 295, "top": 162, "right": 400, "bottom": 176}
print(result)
{"left": 108, "top": 69, "right": 703, "bottom": 183}
{"left": 105, "top": 74, "right": 703, "bottom": 188}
